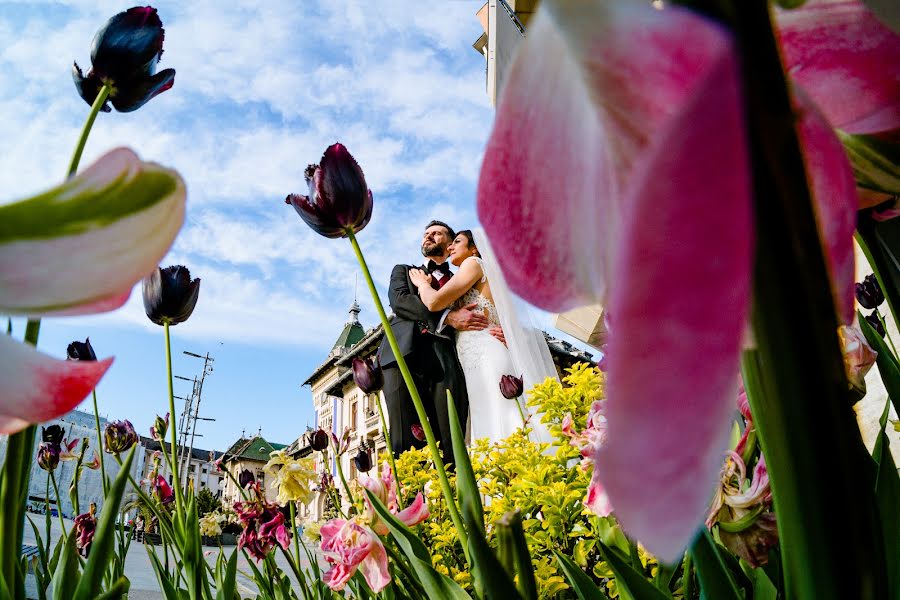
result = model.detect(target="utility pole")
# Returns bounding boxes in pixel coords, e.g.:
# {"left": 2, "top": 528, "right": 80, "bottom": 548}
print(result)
{"left": 180, "top": 350, "right": 215, "bottom": 491}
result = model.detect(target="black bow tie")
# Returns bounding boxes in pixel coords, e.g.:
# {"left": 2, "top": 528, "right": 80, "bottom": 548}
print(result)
{"left": 425, "top": 261, "right": 451, "bottom": 276}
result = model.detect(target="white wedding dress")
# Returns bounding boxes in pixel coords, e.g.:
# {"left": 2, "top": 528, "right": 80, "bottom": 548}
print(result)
{"left": 455, "top": 257, "right": 530, "bottom": 443}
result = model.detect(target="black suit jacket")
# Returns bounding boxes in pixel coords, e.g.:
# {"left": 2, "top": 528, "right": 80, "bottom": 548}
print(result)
{"left": 377, "top": 264, "right": 452, "bottom": 368}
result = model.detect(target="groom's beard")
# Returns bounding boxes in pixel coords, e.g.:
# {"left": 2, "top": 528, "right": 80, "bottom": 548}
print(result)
{"left": 421, "top": 241, "right": 448, "bottom": 258}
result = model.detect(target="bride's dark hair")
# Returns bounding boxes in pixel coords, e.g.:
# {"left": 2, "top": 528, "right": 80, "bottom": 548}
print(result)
{"left": 457, "top": 230, "right": 480, "bottom": 257}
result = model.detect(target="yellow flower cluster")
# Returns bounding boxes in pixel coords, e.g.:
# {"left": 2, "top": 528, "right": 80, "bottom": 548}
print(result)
{"left": 263, "top": 450, "right": 316, "bottom": 506}
{"left": 199, "top": 513, "right": 223, "bottom": 537}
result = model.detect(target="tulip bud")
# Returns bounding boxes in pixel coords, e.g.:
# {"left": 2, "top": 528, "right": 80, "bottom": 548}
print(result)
{"left": 864, "top": 311, "right": 886, "bottom": 337}
{"left": 499, "top": 374, "right": 524, "bottom": 400}
{"left": 104, "top": 420, "right": 138, "bottom": 454}
{"left": 239, "top": 469, "right": 256, "bottom": 489}
{"left": 73, "top": 505, "right": 97, "bottom": 557}
{"left": 142, "top": 265, "right": 201, "bottom": 326}
{"left": 411, "top": 423, "right": 426, "bottom": 442}
{"left": 352, "top": 357, "right": 383, "bottom": 394}
{"left": 855, "top": 274, "right": 885, "bottom": 309}
{"left": 37, "top": 442, "right": 61, "bottom": 471}
{"left": 150, "top": 413, "right": 169, "bottom": 441}
{"left": 66, "top": 337, "right": 97, "bottom": 361}
{"left": 41, "top": 424, "right": 65, "bottom": 445}
{"left": 310, "top": 428, "right": 329, "bottom": 452}
{"left": 353, "top": 447, "right": 372, "bottom": 473}
{"left": 285, "top": 143, "right": 374, "bottom": 238}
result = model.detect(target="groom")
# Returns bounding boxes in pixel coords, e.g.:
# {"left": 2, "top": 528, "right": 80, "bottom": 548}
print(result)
{"left": 377, "top": 220, "right": 490, "bottom": 466}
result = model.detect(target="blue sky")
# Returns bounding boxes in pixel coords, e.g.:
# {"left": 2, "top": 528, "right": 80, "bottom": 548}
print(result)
{"left": 2, "top": 1, "right": 583, "bottom": 452}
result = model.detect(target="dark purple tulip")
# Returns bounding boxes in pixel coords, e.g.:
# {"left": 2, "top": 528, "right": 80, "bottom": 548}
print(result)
{"left": 864, "top": 311, "right": 886, "bottom": 337}
{"left": 142, "top": 265, "right": 201, "bottom": 326}
{"left": 499, "top": 374, "right": 524, "bottom": 400}
{"left": 855, "top": 274, "right": 885, "bottom": 309}
{"left": 150, "top": 413, "right": 169, "bottom": 440}
{"left": 310, "top": 428, "right": 329, "bottom": 452}
{"left": 353, "top": 447, "right": 372, "bottom": 473}
{"left": 41, "top": 424, "right": 65, "bottom": 445}
{"left": 37, "top": 442, "right": 61, "bottom": 471}
{"left": 72, "top": 6, "right": 175, "bottom": 113}
{"left": 411, "top": 423, "right": 425, "bottom": 442}
{"left": 104, "top": 420, "right": 138, "bottom": 454}
{"left": 66, "top": 338, "right": 97, "bottom": 361}
{"left": 239, "top": 469, "right": 256, "bottom": 489}
{"left": 285, "top": 143, "right": 373, "bottom": 238}
{"left": 352, "top": 357, "right": 383, "bottom": 394}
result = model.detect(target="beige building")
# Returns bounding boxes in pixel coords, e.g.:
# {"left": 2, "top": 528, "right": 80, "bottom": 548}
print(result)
{"left": 138, "top": 437, "right": 224, "bottom": 498}
{"left": 218, "top": 434, "right": 288, "bottom": 506}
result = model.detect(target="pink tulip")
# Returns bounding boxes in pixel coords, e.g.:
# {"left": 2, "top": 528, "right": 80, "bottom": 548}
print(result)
{"left": 320, "top": 519, "right": 391, "bottom": 592}
{"left": 359, "top": 462, "right": 428, "bottom": 535}
{"left": 477, "top": 0, "right": 897, "bottom": 560}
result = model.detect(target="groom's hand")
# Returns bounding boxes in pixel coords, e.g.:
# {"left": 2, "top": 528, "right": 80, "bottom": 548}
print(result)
{"left": 446, "top": 303, "right": 489, "bottom": 331}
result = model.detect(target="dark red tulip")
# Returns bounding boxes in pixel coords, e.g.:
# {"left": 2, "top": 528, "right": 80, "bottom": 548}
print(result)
{"left": 239, "top": 469, "right": 256, "bottom": 489}
{"left": 352, "top": 357, "right": 383, "bottom": 394}
{"left": 73, "top": 506, "right": 97, "bottom": 557}
{"left": 285, "top": 143, "right": 373, "bottom": 238}
{"left": 411, "top": 423, "right": 425, "bottom": 442}
{"left": 41, "top": 425, "right": 65, "bottom": 445}
{"left": 142, "top": 265, "right": 200, "bottom": 326}
{"left": 66, "top": 338, "right": 97, "bottom": 361}
{"left": 864, "top": 311, "right": 886, "bottom": 337}
{"left": 72, "top": 7, "right": 175, "bottom": 113}
{"left": 499, "top": 374, "right": 524, "bottom": 400}
{"left": 855, "top": 274, "right": 885, "bottom": 309}
{"left": 353, "top": 447, "right": 372, "bottom": 473}
{"left": 310, "top": 428, "right": 329, "bottom": 452}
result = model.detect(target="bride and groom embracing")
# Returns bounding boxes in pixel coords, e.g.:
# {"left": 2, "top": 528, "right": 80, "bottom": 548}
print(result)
{"left": 377, "top": 220, "right": 557, "bottom": 465}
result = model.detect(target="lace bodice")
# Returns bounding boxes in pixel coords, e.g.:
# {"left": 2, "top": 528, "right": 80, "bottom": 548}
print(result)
{"left": 454, "top": 257, "right": 500, "bottom": 326}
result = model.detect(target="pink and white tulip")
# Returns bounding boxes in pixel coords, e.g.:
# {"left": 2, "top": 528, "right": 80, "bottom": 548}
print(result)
{"left": 0, "top": 148, "right": 185, "bottom": 434}
{"left": 359, "top": 461, "right": 428, "bottom": 535}
{"left": 477, "top": 0, "right": 897, "bottom": 560}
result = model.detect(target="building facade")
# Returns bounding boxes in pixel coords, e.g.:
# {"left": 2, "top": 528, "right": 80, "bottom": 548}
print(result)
{"left": 138, "top": 437, "right": 224, "bottom": 498}
{"left": 218, "top": 434, "right": 288, "bottom": 506}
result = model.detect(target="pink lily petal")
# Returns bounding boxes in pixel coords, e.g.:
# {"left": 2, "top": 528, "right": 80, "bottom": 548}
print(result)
{"left": 479, "top": 1, "right": 750, "bottom": 561}
{"left": 357, "top": 537, "right": 391, "bottom": 593}
{"left": 776, "top": 0, "right": 900, "bottom": 134}
{"left": 795, "top": 90, "right": 859, "bottom": 323}
{"left": 0, "top": 335, "right": 113, "bottom": 434}
{"left": 395, "top": 493, "right": 429, "bottom": 527}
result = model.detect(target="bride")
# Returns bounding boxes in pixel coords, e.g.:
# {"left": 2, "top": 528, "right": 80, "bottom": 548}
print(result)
{"left": 409, "top": 228, "right": 557, "bottom": 443}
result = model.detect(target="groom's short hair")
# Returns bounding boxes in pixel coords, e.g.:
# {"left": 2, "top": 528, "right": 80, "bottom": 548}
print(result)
{"left": 425, "top": 220, "right": 455, "bottom": 238}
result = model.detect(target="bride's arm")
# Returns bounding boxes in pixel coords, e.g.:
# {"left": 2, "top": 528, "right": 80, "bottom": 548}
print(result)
{"left": 411, "top": 259, "right": 483, "bottom": 311}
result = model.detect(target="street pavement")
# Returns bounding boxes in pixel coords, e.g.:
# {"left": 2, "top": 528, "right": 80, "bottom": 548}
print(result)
{"left": 22, "top": 514, "right": 323, "bottom": 599}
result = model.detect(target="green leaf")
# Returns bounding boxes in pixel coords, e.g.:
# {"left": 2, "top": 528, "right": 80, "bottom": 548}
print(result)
{"left": 858, "top": 217, "right": 900, "bottom": 329}
{"left": 48, "top": 530, "right": 80, "bottom": 600}
{"left": 597, "top": 541, "right": 668, "bottom": 600}
{"left": 72, "top": 444, "right": 135, "bottom": 600}
{"left": 496, "top": 511, "right": 538, "bottom": 600}
{"left": 147, "top": 545, "right": 181, "bottom": 600}
{"left": 859, "top": 312, "right": 900, "bottom": 419}
{"left": 689, "top": 531, "right": 741, "bottom": 600}
{"left": 447, "top": 392, "right": 520, "bottom": 599}
{"left": 365, "top": 489, "right": 472, "bottom": 599}
{"left": 216, "top": 550, "right": 239, "bottom": 600}
{"left": 741, "top": 562, "right": 777, "bottom": 600}
{"left": 93, "top": 576, "right": 131, "bottom": 600}
{"left": 554, "top": 550, "right": 610, "bottom": 600}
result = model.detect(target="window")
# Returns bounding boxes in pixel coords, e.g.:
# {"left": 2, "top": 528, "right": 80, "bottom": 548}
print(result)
{"left": 350, "top": 400, "right": 358, "bottom": 430}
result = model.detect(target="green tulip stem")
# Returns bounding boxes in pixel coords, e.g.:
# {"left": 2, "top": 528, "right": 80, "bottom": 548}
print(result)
{"left": 67, "top": 84, "right": 110, "bottom": 178}
{"left": 345, "top": 229, "right": 469, "bottom": 555}
{"left": 333, "top": 452, "right": 353, "bottom": 506}
{"left": 49, "top": 472, "right": 67, "bottom": 537}
{"left": 682, "top": 551, "right": 694, "bottom": 600}
{"left": 163, "top": 321, "right": 184, "bottom": 516}
{"left": 515, "top": 395, "right": 528, "bottom": 428}
{"left": 289, "top": 502, "right": 301, "bottom": 565}
{"left": 91, "top": 390, "right": 109, "bottom": 497}
{"left": 876, "top": 309, "right": 899, "bottom": 358}
{"left": 375, "top": 395, "right": 402, "bottom": 496}
{"left": 319, "top": 448, "right": 348, "bottom": 520}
